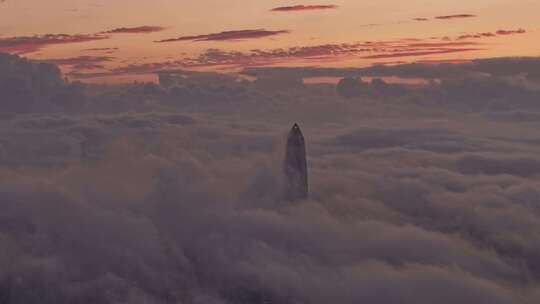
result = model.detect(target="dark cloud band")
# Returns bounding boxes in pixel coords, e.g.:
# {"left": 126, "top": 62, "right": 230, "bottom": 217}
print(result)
{"left": 155, "top": 29, "right": 290, "bottom": 43}
{"left": 270, "top": 5, "right": 338, "bottom": 12}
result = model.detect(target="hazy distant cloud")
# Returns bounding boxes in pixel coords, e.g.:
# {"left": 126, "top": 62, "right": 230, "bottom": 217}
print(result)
{"left": 178, "top": 40, "right": 480, "bottom": 68}
{"left": 0, "top": 25, "right": 163, "bottom": 55}
{"left": 412, "top": 14, "right": 477, "bottom": 22}
{"left": 362, "top": 48, "right": 483, "bottom": 59}
{"left": 270, "top": 4, "right": 338, "bottom": 12}
{"left": 456, "top": 32, "right": 497, "bottom": 40}
{"left": 44, "top": 56, "right": 113, "bottom": 70}
{"left": 496, "top": 29, "right": 527, "bottom": 36}
{"left": 65, "top": 28, "right": 520, "bottom": 80}
{"left": 155, "top": 29, "right": 290, "bottom": 42}
{"left": 403, "top": 41, "right": 480, "bottom": 48}
{"left": 84, "top": 47, "right": 118, "bottom": 51}
{"left": 65, "top": 70, "right": 116, "bottom": 79}
{"left": 435, "top": 14, "right": 477, "bottom": 20}
{"left": 416, "top": 58, "right": 471, "bottom": 64}
{"left": 104, "top": 26, "right": 165, "bottom": 34}
{"left": 244, "top": 56, "right": 540, "bottom": 81}
{"left": 45, "top": 56, "right": 112, "bottom": 65}
{"left": 83, "top": 47, "right": 119, "bottom": 54}
{"left": 456, "top": 29, "right": 526, "bottom": 40}
{"left": 370, "top": 14, "right": 477, "bottom": 27}
{"left": 0, "top": 34, "right": 109, "bottom": 54}
{"left": 69, "top": 39, "right": 484, "bottom": 79}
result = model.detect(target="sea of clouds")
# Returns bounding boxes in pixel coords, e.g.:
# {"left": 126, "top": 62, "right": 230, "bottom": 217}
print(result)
{"left": 1, "top": 54, "right": 540, "bottom": 303}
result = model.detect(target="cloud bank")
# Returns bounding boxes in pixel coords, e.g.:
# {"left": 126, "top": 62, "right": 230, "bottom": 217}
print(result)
{"left": 1, "top": 54, "right": 540, "bottom": 303}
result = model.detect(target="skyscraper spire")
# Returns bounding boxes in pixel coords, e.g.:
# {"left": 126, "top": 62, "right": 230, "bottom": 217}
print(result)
{"left": 284, "top": 123, "right": 308, "bottom": 200}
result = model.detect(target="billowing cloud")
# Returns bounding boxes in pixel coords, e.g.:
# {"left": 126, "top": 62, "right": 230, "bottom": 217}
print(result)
{"left": 435, "top": 14, "right": 477, "bottom": 20}
{"left": 104, "top": 26, "right": 165, "bottom": 34}
{"left": 2, "top": 54, "right": 540, "bottom": 303}
{"left": 155, "top": 29, "right": 290, "bottom": 42}
{"left": 270, "top": 4, "right": 338, "bottom": 12}
{"left": 0, "top": 34, "right": 109, "bottom": 54}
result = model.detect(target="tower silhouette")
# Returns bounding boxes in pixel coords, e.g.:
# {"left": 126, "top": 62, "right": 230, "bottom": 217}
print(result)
{"left": 284, "top": 123, "right": 308, "bottom": 200}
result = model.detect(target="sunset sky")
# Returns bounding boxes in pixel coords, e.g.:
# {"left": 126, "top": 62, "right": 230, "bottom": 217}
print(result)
{"left": 1, "top": 0, "right": 539, "bottom": 82}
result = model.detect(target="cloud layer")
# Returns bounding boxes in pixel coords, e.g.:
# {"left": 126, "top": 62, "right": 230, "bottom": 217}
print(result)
{"left": 46, "top": 24, "right": 527, "bottom": 81}
{"left": 1, "top": 54, "right": 540, "bottom": 303}
{"left": 81, "top": 39, "right": 485, "bottom": 77}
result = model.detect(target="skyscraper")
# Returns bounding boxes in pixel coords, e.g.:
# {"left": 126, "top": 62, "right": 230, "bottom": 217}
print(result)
{"left": 284, "top": 123, "right": 308, "bottom": 200}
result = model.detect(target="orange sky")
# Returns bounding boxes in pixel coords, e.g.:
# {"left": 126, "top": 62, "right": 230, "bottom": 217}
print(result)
{"left": 1, "top": 0, "right": 539, "bottom": 82}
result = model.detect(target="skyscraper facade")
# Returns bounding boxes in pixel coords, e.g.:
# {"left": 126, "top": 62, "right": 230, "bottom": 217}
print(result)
{"left": 284, "top": 123, "right": 308, "bottom": 200}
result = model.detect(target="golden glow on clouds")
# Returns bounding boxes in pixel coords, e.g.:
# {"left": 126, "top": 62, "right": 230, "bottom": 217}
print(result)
{"left": 1, "top": 0, "right": 539, "bottom": 81}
